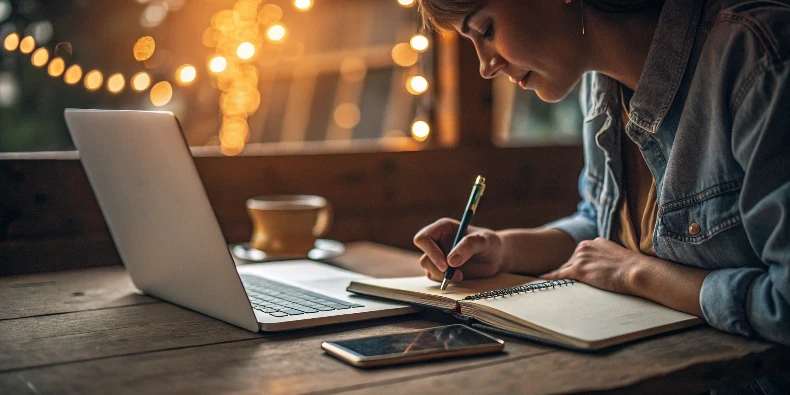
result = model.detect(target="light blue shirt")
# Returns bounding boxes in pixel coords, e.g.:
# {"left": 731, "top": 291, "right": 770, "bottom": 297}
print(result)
{"left": 548, "top": 0, "right": 790, "bottom": 346}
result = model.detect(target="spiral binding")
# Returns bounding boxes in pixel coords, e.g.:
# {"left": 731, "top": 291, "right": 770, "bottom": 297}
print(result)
{"left": 462, "top": 279, "right": 577, "bottom": 301}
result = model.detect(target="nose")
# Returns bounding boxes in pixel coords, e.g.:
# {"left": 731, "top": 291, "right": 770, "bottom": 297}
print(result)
{"left": 477, "top": 46, "right": 506, "bottom": 79}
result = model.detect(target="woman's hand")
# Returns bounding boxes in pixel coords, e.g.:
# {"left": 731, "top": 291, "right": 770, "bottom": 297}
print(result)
{"left": 413, "top": 218, "right": 508, "bottom": 283}
{"left": 541, "top": 237, "right": 645, "bottom": 295}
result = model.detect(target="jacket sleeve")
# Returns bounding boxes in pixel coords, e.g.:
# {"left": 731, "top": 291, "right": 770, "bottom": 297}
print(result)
{"left": 544, "top": 72, "right": 599, "bottom": 244}
{"left": 700, "top": 58, "right": 790, "bottom": 345}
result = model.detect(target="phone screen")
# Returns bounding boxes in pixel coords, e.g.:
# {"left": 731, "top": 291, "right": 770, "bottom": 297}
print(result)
{"left": 329, "top": 325, "right": 502, "bottom": 358}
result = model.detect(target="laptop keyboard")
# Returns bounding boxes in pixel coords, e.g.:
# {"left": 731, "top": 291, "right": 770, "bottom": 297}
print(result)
{"left": 239, "top": 274, "right": 364, "bottom": 317}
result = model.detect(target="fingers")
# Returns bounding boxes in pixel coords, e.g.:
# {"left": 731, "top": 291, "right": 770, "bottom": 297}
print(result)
{"left": 413, "top": 218, "right": 459, "bottom": 271}
{"left": 447, "top": 233, "right": 487, "bottom": 268}
{"left": 424, "top": 265, "right": 463, "bottom": 283}
{"left": 420, "top": 254, "right": 445, "bottom": 281}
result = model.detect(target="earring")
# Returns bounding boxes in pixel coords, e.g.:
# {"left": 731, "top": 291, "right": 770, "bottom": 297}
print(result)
{"left": 564, "top": 0, "right": 586, "bottom": 35}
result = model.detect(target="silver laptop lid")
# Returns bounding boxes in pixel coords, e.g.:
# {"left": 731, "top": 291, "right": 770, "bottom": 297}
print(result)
{"left": 65, "top": 109, "right": 259, "bottom": 332}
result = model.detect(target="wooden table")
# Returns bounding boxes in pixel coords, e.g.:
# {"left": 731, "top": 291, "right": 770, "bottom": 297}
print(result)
{"left": 1, "top": 242, "right": 788, "bottom": 394}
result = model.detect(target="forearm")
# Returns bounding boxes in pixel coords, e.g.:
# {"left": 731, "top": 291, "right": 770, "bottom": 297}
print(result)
{"left": 629, "top": 256, "right": 710, "bottom": 317}
{"left": 497, "top": 228, "right": 577, "bottom": 276}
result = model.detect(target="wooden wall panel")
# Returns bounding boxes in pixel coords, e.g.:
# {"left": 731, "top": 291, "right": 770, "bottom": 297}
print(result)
{"left": 0, "top": 146, "right": 582, "bottom": 275}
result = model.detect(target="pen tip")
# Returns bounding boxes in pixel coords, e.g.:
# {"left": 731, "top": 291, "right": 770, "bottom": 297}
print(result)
{"left": 440, "top": 279, "right": 449, "bottom": 290}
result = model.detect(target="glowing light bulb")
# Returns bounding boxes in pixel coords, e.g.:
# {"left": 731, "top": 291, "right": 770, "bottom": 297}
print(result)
{"left": 267, "top": 23, "right": 286, "bottom": 42}
{"left": 410, "top": 34, "right": 429, "bottom": 52}
{"left": 31, "top": 47, "right": 49, "bottom": 67}
{"left": 3, "top": 33, "right": 19, "bottom": 51}
{"left": 48, "top": 57, "right": 65, "bottom": 77}
{"left": 411, "top": 120, "right": 430, "bottom": 141}
{"left": 84, "top": 70, "right": 104, "bottom": 91}
{"left": 64, "top": 65, "right": 83, "bottom": 85}
{"left": 133, "top": 36, "right": 156, "bottom": 61}
{"left": 150, "top": 81, "right": 173, "bottom": 106}
{"left": 398, "top": 0, "right": 415, "bottom": 7}
{"left": 177, "top": 64, "right": 196, "bottom": 84}
{"left": 237, "top": 42, "right": 255, "bottom": 59}
{"left": 406, "top": 75, "right": 429, "bottom": 95}
{"left": 107, "top": 73, "right": 125, "bottom": 93}
{"left": 209, "top": 56, "right": 227, "bottom": 73}
{"left": 294, "top": 0, "right": 312, "bottom": 11}
{"left": 132, "top": 72, "right": 151, "bottom": 91}
{"left": 391, "top": 43, "right": 418, "bottom": 67}
{"left": 19, "top": 36, "right": 35, "bottom": 54}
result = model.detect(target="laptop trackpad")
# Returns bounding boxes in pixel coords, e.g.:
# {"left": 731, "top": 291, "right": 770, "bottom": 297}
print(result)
{"left": 236, "top": 259, "right": 370, "bottom": 283}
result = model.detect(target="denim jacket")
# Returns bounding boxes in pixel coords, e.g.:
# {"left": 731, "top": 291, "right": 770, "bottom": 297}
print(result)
{"left": 548, "top": 0, "right": 790, "bottom": 346}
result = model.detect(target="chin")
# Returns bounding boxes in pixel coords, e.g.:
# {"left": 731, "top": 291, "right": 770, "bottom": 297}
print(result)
{"left": 534, "top": 89, "right": 567, "bottom": 103}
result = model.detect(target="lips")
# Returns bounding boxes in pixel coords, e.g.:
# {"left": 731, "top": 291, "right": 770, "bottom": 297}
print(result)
{"left": 518, "top": 71, "right": 531, "bottom": 89}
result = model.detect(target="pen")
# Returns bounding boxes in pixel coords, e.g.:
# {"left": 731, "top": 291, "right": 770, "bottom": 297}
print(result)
{"left": 441, "top": 175, "right": 486, "bottom": 290}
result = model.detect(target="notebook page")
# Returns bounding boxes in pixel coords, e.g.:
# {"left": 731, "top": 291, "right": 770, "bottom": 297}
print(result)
{"left": 467, "top": 282, "right": 699, "bottom": 343}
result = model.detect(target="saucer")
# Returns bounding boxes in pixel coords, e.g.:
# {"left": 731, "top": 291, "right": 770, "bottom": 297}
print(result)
{"left": 230, "top": 239, "right": 345, "bottom": 263}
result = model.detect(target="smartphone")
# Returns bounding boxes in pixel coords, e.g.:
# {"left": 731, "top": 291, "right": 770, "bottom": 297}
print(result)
{"left": 321, "top": 324, "right": 505, "bottom": 368}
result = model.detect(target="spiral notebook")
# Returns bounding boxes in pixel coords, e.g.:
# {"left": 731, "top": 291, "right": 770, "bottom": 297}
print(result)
{"left": 347, "top": 274, "right": 702, "bottom": 350}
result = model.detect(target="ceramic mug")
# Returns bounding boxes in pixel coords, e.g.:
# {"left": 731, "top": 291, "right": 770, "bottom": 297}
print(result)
{"left": 246, "top": 195, "right": 332, "bottom": 255}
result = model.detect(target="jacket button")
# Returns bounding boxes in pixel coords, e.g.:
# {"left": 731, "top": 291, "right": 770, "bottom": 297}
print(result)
{"left": 689, "top": 222, "right": 701, "bottom": 236}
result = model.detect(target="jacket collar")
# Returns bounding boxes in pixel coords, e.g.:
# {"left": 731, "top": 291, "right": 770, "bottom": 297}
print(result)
{"left": 629, "top": 0, "right": 705, "bottom": 133}
{"left": 583, "top": 0, "right": 705, "bottom": 133}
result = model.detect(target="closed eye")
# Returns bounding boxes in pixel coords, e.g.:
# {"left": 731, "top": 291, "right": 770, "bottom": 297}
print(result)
{"left": 482, "top": 22, "right": 494, "bottom": 41}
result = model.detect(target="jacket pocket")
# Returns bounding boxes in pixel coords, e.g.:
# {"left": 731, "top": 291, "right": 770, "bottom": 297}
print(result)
{"left": 656, "top": 179, "right": 755, "bottom": 269}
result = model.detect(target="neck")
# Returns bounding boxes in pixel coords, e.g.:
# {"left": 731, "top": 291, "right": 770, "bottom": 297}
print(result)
{"left": 584, "top": 8, "right": 661, "bottom": 90}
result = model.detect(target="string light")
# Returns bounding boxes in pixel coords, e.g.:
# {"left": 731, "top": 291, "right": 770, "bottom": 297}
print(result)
{"left": 410, "top": 34, "right": 429, "bottom": 52}
{"left": 294, "top": 0, "right": 313, "bottom": 11}
{"left": 150, "top": 81, "right": 173, "bottom": 106}
{"left": 84, "top": 70, "right": 104, "bottom": 91}
{"left": 107, "top": 73, "right": 125, "bottom": 93}
{"left": 411, "top": 120, "right": 430, "bottom": 141}
{"left": 237, "top": 42, "right": 255, "bottom": 59}
{"left": 176, "top": 64, "right": 196, "bottom": 84}
{"left": 209, "top": 56, "right": 227, "bottom": 73}
{"left": 31, "top": 48, "right": 49, "bottom": 67}
{"left": 131, "top": 72, "right": 151, "bottom": 91}
{"left": 266, "top": 23, "right": 286, "bottom": 42}
{"left": 3, "top": 32, "right": 19, "bottom": 51}
{"left": 391, "top": 43, "right": 418, "bottom": 67}
{"left": 19, "top": 36, "right": 35, "bottom": 54}
{"left": 64, "top": 65, "right": 83, "bottom": 84}
{"left": 133, "top": 36, "right": 156, "bottom": 61}
{"left": 47, "top": 57, "right": 65, "bottom": 77}
{"left": 406, "top": 75, "right": 429, "bottom": 95}
{"left": 397, "top": 0, "right": 415, "bottom": 7}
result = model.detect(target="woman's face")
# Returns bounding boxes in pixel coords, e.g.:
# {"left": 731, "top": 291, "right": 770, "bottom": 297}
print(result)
{"left": 451, "top": 0, "right": 588, "bottom": 102}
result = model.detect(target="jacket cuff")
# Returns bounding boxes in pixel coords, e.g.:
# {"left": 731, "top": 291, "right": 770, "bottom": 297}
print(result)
{"left": 700, "top": 268, "right": 763, "bottom": 337}
{"left": 544, "top": 215, "right": 598, "bottom": 244}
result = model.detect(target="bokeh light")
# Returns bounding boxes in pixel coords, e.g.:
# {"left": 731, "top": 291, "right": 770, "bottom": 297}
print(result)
{"left": 141, "top": 2, "right": 168, "bottom": 28}
{"left": 258, "top": 4, "right": 283, "bottom": 25}
{"left": 294, "top": 0, "right": 313, "bottom": 11}
{"left": 398, "top": 0, "right": 416, "bottom": 7}
{"left": 333, "top": 103, "right": 361, "bottom": 129}
{"left": 19, "top": 36, "right": 35, "bottom": 54}
{"left": 209, "top": 56, "right": 227, "bottom": 73}
{"left": 266, "top": 23, "right": 286, "bottom": 42}
{"left": 0, "top": 1, "right": 11, "bottom": 23}
{"left": 64, "top": 65, "right": 83, "bottom": 85}
{"left": 3, "top": 32, "right": 19, "bottom": 51}
{"left": 391, "top": 43, "right": 418, "bottom": 67}
{"left": 177, "top": 64, "right": 197, "bottom": 84}
{"left": 237, "top": 42, "right": 255, "bottom": 59}
{"left": 410, "top": 34, "right": 429, "bottom": 52}
{"left": 132, "top": 72, "right": 151, "bottom": 91}
{"left": 47, "top": 57, "right": 65, "bottom": 77}
{"left": 107, "top": 73, "right": 125, "bottom": 94}
{"left": 411, "top": 120, "right": 430, "bottom": 141}
{"left": 30, "top": 47, "right": 49, "bottom": 67}
{"left": 84, "top": 70, "right": 104, "bottom": 91}
{"left": 133, "top": 36, "right": 156, "bottom": 61}
{"left": 150, "top": 81, "right": 173, "bottom": 106}
{"left": 406, "top": 75, "right": 429, "bottom": 95}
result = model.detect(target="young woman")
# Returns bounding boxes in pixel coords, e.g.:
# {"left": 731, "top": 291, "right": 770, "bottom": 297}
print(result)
{"left": 413, "top": 0, "right": 790, "bottom": 371}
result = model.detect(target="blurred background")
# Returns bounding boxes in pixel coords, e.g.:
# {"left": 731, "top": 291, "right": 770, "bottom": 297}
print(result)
{"left": 0, "top": 0, "right": 582, "bottom": 153}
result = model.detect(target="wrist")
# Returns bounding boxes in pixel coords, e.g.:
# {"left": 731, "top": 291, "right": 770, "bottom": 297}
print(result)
{"left": 625, "top": 255, "right": 655, "bottom": 297}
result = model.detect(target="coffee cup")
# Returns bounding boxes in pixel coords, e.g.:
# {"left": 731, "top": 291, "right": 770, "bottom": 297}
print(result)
{"left": 246, "top": 195, "right": 332, "bottom": 255}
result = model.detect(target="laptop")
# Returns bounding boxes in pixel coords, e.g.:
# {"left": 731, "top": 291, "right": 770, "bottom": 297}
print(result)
{"left": 64, "top": 109, "right": 417, "bottom": 332}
